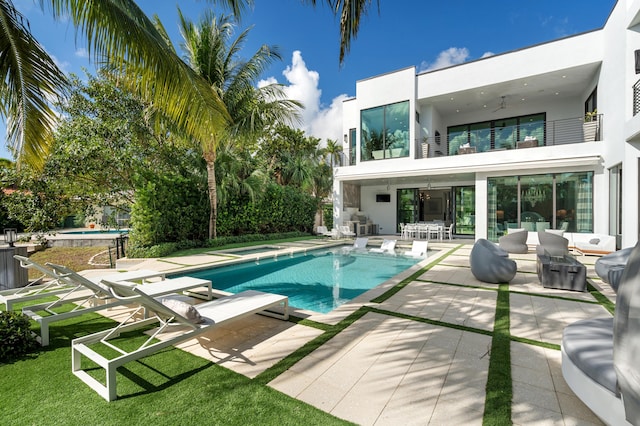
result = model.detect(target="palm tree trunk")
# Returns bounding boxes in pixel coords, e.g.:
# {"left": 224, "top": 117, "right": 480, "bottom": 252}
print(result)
{"left": 205, "top": 151, "right": 217, "bottom": 239}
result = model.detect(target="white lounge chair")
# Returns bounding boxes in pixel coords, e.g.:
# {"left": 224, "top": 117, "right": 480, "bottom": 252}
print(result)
{"left": 404, "top": 240, "right": 429, "bottom": 258}
{"left": 22, "top": 262, "right": 211, "bottom": 346}
{"left": 1, "top": 257, "right": 75, "bottom": 311}
{"left": 343, "top": 237, "right": 368, "bottom": 252}
{"left": 370, "top": 239, "right": 397, "bottom": 254}
{"left": 316, "top": 226, "right": 338, "bottom": 238}
{"left": 4, "top": 255, "right": 165, "bottom": 312}
{"left": 339, "top": 225, "right": 356, "bottom": 238}
{"left": 71, "top": 280, "right": 288, "bottom": 401}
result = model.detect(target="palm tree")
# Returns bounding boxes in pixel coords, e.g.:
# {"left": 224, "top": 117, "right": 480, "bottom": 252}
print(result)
{"left": 1, "top": 0, "right": 251, "bottom": 168}
{"left": 176, "top": 10, "right": 301, "bottom": 238}
{"left": 324, "top": 138, "right": 343, "bottom": 168}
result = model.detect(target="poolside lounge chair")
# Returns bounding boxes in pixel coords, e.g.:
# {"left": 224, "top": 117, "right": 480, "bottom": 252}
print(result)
{"left": 22, "top": 262, "right": 212, "bottom": 346}
{"left": 370, "top": 239, "right": 397, "bottom": 254}
{"left": 404, "top": 240, "right": 428, "bottom": 258}
{"left": 71, "top": 280, "right": 288, "bottom": 401}
{"left": 1, "top": 257, "right": 73, "bottom": 311}
{"left": 3, "top": 255, "right": 164, "bottom": 312}
{"left": 343, "top": 237, "right": 368, "bottom": 252}
{"left": 316, "top": 225, "right": 338, "bottom": 238}
{"left": 339, "top": 225, "right": 356, "bottom": 238}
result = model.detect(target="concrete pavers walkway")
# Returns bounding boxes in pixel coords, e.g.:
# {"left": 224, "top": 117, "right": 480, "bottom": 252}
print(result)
{"left": 99, "top": 239, "right": 610, "bottom": 424}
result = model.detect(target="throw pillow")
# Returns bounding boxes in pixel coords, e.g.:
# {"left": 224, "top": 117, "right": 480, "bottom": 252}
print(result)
{"left": 160, "top": 298, "right": 204, "bottom": 324}
{"left": 589, "top": 238, "right": 601, "bottom": 245}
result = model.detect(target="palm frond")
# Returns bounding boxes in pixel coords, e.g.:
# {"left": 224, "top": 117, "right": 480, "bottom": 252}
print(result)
{"left": 0, "top": 0, "right": 68, "bottom": 168}
{"left": 47, "top": 0, "right": 230, "bottom": 144}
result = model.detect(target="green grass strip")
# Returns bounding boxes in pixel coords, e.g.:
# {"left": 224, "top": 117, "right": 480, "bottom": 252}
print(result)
{"left": 483, "top": 283, "right": 512, "bottom": 426}
{"left": 510, "top": 335, "right": 560, "bottom": 351}
{"left": 587, "top": 280, "right": 615, "bottom": 315}
{"left": 370, "top": 245, "right": 462, "bottom": 303}
{"left": 254, "top": 307, "right": 369, "bottom": 386}
{"left": 366, "top": 306, "right": 493, "bottom": 336}
{"left": 508, "top": 289, "right": 602, "bottom": 305}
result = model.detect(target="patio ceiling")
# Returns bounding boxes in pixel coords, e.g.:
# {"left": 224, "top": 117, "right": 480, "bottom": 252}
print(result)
{"left": 419, "top": 63, "right": 601, "bottom": 116}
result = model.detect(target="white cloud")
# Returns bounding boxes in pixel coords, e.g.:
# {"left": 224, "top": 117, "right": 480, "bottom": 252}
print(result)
{"left": 418, "top": 47, "right": 494, "bottom": 72}
{"left": 75, "top": 47, "right": 89, "bottom": 58}
{"left": 261, "top": 51, "right": 346, "bottom": 147}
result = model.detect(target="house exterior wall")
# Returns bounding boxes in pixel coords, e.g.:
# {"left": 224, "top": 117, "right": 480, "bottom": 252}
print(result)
{"left": 336, "top": 0, "right": 640, "bottom": 248}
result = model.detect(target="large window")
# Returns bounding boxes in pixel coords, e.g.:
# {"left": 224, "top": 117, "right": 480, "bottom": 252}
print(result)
{"left": 349, "top": 128, "right": 356, "bottom": 165}
{"left": 448, "top": 113, "right": 545, "bottom": 155}
{"left": 454, "top": 186, "right": 475, "bottom": 235}
{"left": 361, "top": 101, "right": 409, "bottom": 161}
{"left": 487, "top": 172, "right": 594, "bottom": 241}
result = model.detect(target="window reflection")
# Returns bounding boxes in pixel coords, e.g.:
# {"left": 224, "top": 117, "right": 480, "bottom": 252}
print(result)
{"left": 487, "top": 171, "right": 593, "bottom": 241}
{"left": 361, "top": 101, "right": 409, "bottom": 161}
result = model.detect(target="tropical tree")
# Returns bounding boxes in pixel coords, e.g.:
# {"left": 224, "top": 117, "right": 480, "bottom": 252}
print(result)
{"left": 324, "top": 138, "right": 343, "bottom": 168}
{"left": 175, "top": 10, "right": 301, "bottom": 238}
{"left": 0, "top": 1, "right": 68, "bottom": 169}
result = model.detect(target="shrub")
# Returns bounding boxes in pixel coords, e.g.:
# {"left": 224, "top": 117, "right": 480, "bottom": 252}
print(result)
{"left": 0, "top": 311, "right": 39, "bottom": 362}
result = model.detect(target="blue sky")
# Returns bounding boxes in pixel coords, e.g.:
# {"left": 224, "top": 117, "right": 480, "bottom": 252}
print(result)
{"left": 2, "top": 0, "right": 616, "bottom": 160}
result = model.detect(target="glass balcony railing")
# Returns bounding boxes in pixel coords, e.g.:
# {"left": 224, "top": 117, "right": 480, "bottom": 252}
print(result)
{"left": 340, "top": 115, "right": 602, "bottom": 165}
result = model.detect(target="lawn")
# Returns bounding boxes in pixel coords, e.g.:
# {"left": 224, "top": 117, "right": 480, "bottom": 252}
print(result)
{"left": 0, "top": 308, "right": 350, "bottom": 425}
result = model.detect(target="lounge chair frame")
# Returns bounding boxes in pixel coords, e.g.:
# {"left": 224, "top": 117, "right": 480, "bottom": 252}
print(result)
{"left": 21, "top": 262, "right": 210, "bottom": 346}
{"left": 1, "top": 256, "right": 76, "bottom": 311}
{"left": 71, "top": 283, "right": 288, "bottom": 401}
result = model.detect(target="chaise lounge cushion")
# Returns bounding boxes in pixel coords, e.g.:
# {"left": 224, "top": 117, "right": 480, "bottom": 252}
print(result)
{"left": 470, "top": 239, "right": 517, "bottom": 283}
{"left": 498, "top": 229, "right": 528, "bottom": 254}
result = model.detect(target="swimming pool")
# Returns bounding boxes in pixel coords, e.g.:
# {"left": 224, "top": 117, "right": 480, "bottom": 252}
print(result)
{"left": 178, "top": 249, "right": 423, "bottom": 314}
{"left": 221, "top": 245, "right": 283, "bottom": 256}
{"left": 62, "top": 229, "right": 129, "bottom": 235}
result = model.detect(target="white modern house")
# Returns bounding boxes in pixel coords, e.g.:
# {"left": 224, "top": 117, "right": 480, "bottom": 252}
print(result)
{"left": 335, "top": 0, "right": 640, "bottom": 250}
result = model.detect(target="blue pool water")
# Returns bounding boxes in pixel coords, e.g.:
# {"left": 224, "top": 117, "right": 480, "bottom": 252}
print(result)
{"left": 179, "top": 249, "right": 422, "bottom": 313}
{"left": 63, "top": 229, "right": 129, "bottom": 235}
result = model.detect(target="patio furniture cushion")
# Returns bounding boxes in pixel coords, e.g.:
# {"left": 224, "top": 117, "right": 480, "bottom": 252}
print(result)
{"left": 535, "top": 231, "right": 569, "bottom": 257}
{"left": 562, "top": 317, "right": 616, "bottom": 394}
{"left": 470, "top": 239, "right": 517, "bottom": 283}
{"left": 498, "top": 230, "right": 529, "bottom": 254}
{"left": 161, "top": 298, "right": 204, "bottom": 324}
{"left": 595, "top": 247, "right": 633, "bottom": 284}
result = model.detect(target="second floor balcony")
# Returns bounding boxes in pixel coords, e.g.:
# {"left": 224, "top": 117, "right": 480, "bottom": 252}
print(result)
{"left": 340, "top": 115, "right": 602, "bottom": 166}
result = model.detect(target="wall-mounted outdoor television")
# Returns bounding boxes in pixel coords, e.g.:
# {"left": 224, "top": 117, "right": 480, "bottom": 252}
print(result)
{"left": 376, "top": 194, "right": 391, "bottom": 203}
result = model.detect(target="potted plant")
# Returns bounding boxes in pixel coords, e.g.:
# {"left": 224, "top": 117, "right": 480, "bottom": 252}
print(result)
{"left": 583, "top": 109, "right": 599, "bottom": 142}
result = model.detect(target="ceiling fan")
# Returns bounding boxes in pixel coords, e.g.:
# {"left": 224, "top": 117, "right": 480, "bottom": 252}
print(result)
{"left": 493, "top": 96, "right": 507, "bottom": 112}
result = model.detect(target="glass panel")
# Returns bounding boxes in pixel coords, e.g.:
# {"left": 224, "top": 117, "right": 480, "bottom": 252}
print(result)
{"left": 349, "top": 128, "right": 356, "bottom": 165}
{"left": 609, "top": 165, "right": 622, "bottom": 248}
{"left": 397, "top": 189, "right": 417, "bottom": 232}
{"left": 361, "top": 106, "right": 384, "bottom": 161}
{"left": 488, "top": 176, "right": 519, "bottom": 241}
{"left": 520, "top": 174, "right": 553, "bottom": 232}
{"left": 469, "top": 122, "right": 491, "bottom": 153}
{"left": 519, "top": 113, "right": 545, "bottom": 145}
{"left": 385, "top": 101, "right": 409, "bottom": 158}
{"left": 454, "top": 186, "right": 475, "bottom": 235}
{"left": 448, "top": 125, "right": 468, "bottom": 156}
{"left": 556, "top": 172, "right": 593, "bottom": 233}
{"left": 494, "top": 118, "right": 517, "bottom": 150}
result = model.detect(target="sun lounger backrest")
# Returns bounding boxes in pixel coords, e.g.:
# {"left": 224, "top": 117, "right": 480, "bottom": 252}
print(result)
{"left": 14, "top": 255, "right": 60, "bottom": 279}
{"left": 99, "top": 279, "right": 140, "bottom": 300}
{"left": 613, "top": 242, "right": 640, "bottom": 424}
{"left": 411, "top": 240, "right": 428, "bottom": 255}
{"left": 47, "top": 263, "right": 109, "bottom": 296}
